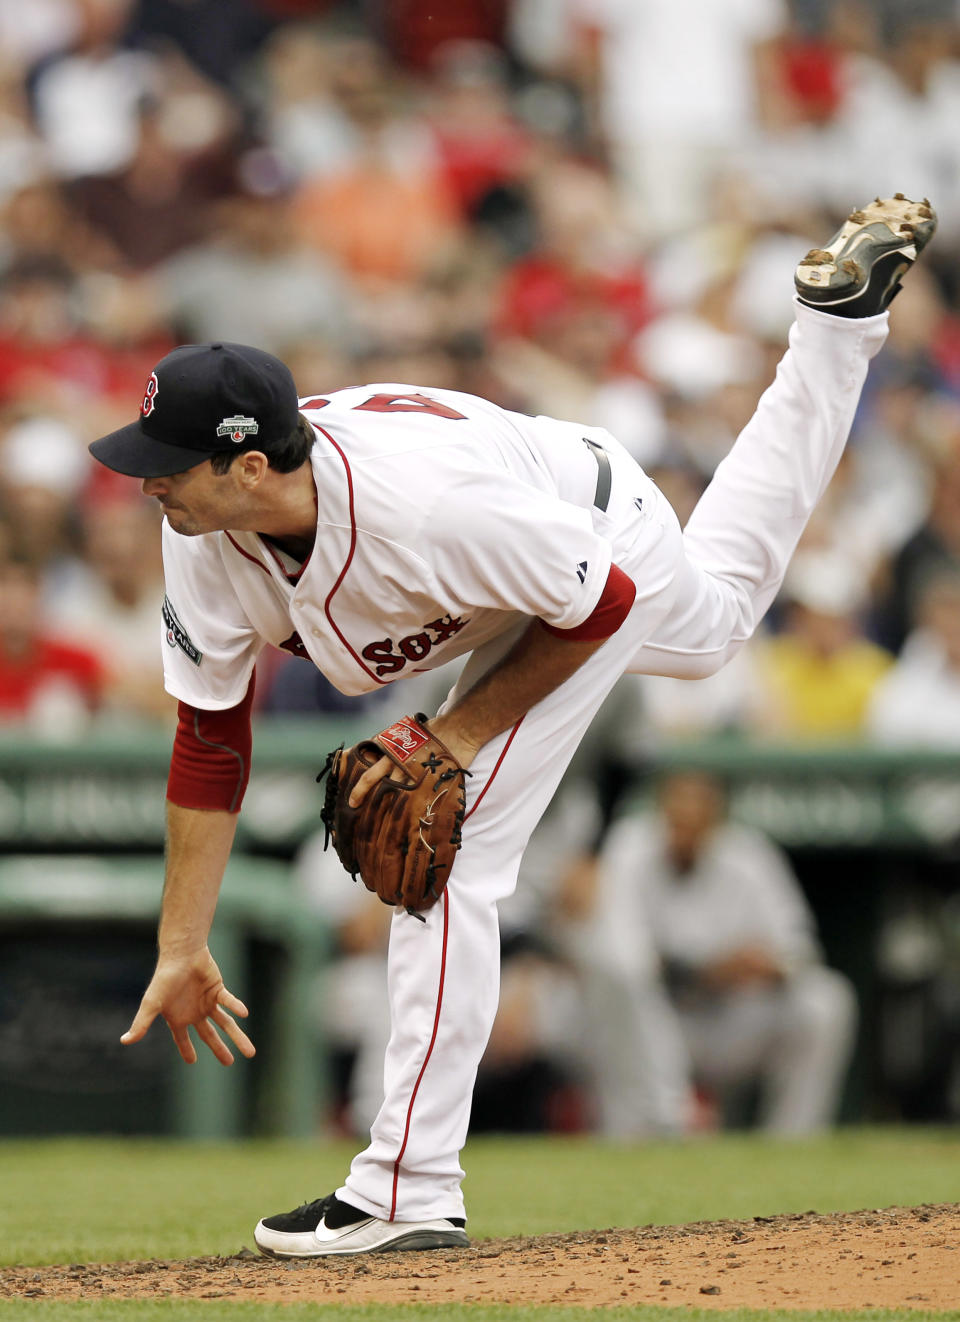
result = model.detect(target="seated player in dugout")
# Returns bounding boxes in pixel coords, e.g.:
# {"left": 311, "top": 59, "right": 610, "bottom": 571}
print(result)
{"left": 88, "top": 197, "right": 935, "bottom": 1258}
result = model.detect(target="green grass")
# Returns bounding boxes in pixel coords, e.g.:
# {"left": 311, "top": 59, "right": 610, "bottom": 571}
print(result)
{"left": 2, "top": 1128, "right": 958, "bottom": 1266}
{"left": 0, "top": 1129, "right": 958, "bottom": 1319}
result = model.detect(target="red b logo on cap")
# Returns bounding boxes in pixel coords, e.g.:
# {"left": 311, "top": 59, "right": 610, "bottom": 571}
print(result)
{"left": 141, "top": 372, "right": 159, "bottom": 418}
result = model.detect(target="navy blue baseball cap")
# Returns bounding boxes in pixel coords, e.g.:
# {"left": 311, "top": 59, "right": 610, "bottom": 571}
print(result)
{"left": 89, "top": 341, "right": 300, "bottom": 478}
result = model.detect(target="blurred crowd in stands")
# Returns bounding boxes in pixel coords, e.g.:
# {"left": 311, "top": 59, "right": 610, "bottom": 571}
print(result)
{"left": 2, "top": 0, "right": 960, "bottom": 743}
{"left": 2, "top": 0, "right": 960, "bottom": 1134}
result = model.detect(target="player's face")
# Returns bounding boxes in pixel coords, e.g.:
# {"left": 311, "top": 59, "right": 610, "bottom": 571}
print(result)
{"left": 140, "top": 461, "right": 247, "bottom": 536}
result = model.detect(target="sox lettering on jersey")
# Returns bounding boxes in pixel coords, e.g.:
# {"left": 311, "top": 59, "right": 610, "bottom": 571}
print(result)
{"left": 361, "top": 614, "right": 469, "bottom": 677}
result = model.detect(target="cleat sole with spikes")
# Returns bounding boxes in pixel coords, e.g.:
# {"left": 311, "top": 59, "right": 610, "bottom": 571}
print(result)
{"left": 795, "top": 195, "right": 937, "bottom": 317}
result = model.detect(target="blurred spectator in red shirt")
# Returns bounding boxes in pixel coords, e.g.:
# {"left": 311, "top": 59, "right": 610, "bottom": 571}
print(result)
{"left": 490, "top": 156, "right": 653, "bottom": 429}
{"left": 495, "top": 157, "right": 649, "bottom": 353}
{"left": 425, "top": 41, "right": 533, "bottom": 219}
{"left": 0, "top": 253, "right": 167, "bottom": 418}
{"left": 776, "top": 31, "right": 846, "bottom": 126}
{"left": 0, "top": 553, "right": 104, "bottom": 732}
{"left": 0, "top": 256, "right": 114, "bottom": 411}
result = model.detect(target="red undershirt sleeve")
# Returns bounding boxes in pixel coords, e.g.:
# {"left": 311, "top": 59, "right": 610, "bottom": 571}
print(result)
{"left": 540, "top": 563, "right": 636, "bottom": 642}
{"left": 166, "top": 674, "right": 256, "bottom": 813}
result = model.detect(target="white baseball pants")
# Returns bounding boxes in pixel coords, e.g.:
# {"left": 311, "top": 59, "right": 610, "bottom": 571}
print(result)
{"left": 339, "top": 301, "right": 889, "bottom": 1222}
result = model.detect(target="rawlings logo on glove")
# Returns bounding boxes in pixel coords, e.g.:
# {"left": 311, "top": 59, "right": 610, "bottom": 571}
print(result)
{"left": 317, "top": 714, "right": 469, "bottom": 919}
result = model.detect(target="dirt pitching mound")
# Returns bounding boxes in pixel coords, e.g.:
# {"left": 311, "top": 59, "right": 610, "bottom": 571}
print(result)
{"left": 3, "top": 1203, "right": 958, "bottom": 1310}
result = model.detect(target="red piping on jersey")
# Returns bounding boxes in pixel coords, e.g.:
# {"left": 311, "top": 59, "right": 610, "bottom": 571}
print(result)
{"left": 389, "top": 715, "right": 523, "bottom": 1220}
{"left": 389, "top": 888, "right": 450, "bottom": 1221}
{"left": 224, "top": 531, "right": 270, "bottom": 576}
{"left": 315, "top": 424, "right": 386, "bottom": 686}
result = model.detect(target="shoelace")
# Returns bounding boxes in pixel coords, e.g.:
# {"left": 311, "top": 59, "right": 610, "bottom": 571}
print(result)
{"left": 292, "top": 1196, "right": 332, "bottom": 1221}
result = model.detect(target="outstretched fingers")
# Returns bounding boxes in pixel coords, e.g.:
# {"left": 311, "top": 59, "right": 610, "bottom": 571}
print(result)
{"left": 170, "top": 1023, "right": 199, "bottom": 1065}
{"left": 195, "top": 1017, "right": 236, "bottom": 1067}
{"left": 159, "top": 1011, "right": 254, "bottom": 1068}
{"left": 211, "top": 1005, "right": 256, "bottom": 1058}
{"left": 218, "top": 989, "right": 250, "bottom": 1019}
{"left": 119, "top": 957, "right": 256, "bottom": 1066}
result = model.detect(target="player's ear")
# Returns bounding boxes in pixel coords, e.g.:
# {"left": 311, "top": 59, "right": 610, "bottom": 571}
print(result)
{"left": 236, "top": 451, "right": 269, "bottom": 489}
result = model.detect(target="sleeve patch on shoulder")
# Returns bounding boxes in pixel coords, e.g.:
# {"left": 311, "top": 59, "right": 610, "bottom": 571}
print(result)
{"left": 163, "top": 595, "right": 203, "bottom": 666}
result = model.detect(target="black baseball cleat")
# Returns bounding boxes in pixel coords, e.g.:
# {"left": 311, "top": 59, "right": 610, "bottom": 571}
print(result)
{"left": 254, "top": 1193, "right": 469, "bottom": 1258}
{"left": 795, "top": 194, "right": 937, "bottom": 318}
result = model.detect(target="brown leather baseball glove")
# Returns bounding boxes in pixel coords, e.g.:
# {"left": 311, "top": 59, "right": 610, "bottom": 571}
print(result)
{"left": 318, "top": 714, "right": 469, "bottom": 918}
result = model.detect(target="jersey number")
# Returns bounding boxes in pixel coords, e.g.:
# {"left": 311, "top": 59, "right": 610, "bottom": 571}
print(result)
{"left": 353, "top": 393, "right": 467, "bottom": 419}
{"left": 301, "top": 393, "right": 466, "bottom": 420}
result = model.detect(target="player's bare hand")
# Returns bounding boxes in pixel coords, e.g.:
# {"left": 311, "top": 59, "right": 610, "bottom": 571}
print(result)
{"left": 121, "top": 946, "right": 256, "bottom": 1066}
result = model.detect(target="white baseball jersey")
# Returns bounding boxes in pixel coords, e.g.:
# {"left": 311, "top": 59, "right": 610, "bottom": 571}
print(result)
{"left": 159, "top": 384, "right": 666, "bottom": 708}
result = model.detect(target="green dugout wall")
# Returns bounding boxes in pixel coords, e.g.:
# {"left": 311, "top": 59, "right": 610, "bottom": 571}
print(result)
{"left": 0, "top": 723, "right": 957, "bottom": 1137}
